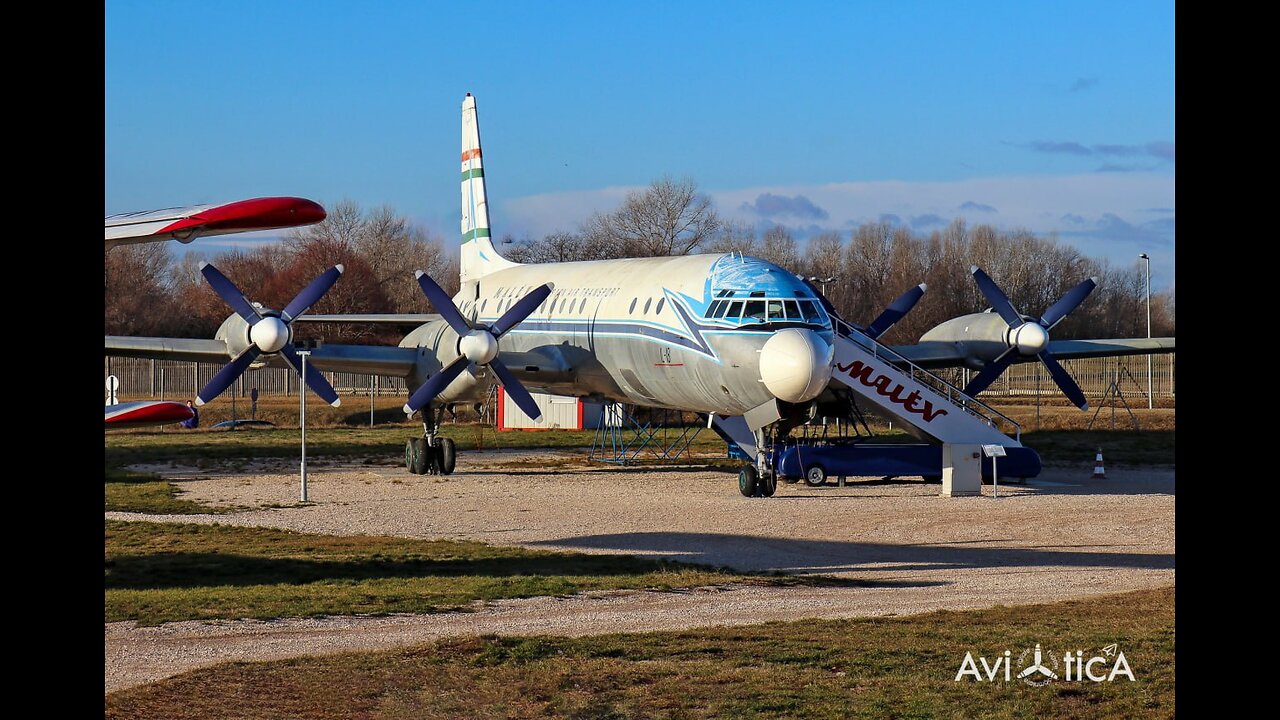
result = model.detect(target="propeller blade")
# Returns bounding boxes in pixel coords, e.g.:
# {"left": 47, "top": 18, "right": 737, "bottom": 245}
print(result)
{"left": 961, "top": 348, "right": 1017, "bottom": 398}
{"left": 490, "top": 283, "right": 555, "bottom": 338}
{"left": 970, "top": 266, "right": 1024, "bottom": 327}
{"left": 1038, "top": 351, "right": 1089, "bottom": 410}
{"left": 200, "top": 262, "right": 262, "bottom": 326}
{"left": 1039, "top": 277, "right": 1098, "bottom": 330}
{"left": 865, "top": 283, "right": 927, "bottom": 339}
{"left": 280, "top": 346, "right": 342, "bottom": 407}
{"left": 402, "top": 356, "right": 470, "bottom": 415}
{"left": 196, "top": 346, "right": 262, "bottom": 406}
{"left": 489, "top": 358, "right": 542, "bottom": 420}
{"left": 414, "top": 271, "right": 471, "bottom": 336}
{"left": 281, "top": 264, "right": 345, "bottom": 321}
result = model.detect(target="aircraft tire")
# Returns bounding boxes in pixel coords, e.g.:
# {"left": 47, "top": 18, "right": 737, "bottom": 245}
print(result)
{"left": 759, "top": 471, "right": 777, "bottom": 497}
{"left": 408, "top": 438, "right": 429, "bottom": 475}
{"left": 738, "top": 467, "right": 759, "bottom": 497}
{"left": 804, "top": 465, "right": 827, "bottom": 487}
{"left": 438, "top": 438, "right": 456, "bottom": 475}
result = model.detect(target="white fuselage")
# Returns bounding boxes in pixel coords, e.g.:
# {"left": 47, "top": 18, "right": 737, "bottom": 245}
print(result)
{"left": 399, "top": 252, "right": 836, "bottom": 415}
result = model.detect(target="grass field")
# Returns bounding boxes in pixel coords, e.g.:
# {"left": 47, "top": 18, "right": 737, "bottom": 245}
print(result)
{"left": 106, "top": 520, "right": 803, "bottom": 626}
{"left": 106, "top": 585, "right": 1174, "bottom": 719}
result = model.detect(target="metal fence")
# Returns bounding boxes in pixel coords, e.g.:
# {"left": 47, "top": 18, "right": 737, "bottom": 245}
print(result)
{"left": 105, "top": 353, "right": 1173, "bottom": 402}
{"left": 104, "top": 357, "right": 408, "bottom": 400}
{"left": 931, "top": 354, "right": 1174, "bottom": 400}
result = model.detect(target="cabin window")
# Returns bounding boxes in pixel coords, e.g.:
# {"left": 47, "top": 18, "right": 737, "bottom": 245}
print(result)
{"left": 655, "top": 298, "right": 665, "bottom": 315}
{"left": 744, "top": 301, "right": 766, "bottom": 322}
{"left": 643, "top": 298, "right": 652, "bottom": 314}
{"left": 713, "top": 301, "right": 731, "bottom": 318}
{"left": 767, "top": 300, "right": 785, "bottom": 321}
{"left": 726, "top": 301, "right": 744, "bottom": 319}
{"left": 629, "top": 298, "right": 637, "bottom": 313}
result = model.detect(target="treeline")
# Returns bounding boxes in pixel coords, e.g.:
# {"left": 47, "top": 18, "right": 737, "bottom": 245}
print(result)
{"left": 106, "top": 180, "right": 1173, "bottom": 345}
{"left": 105, "top": 201, "right": 459, "bottom": 343}
{"left": 505, "top": 177, "right": 1173, "bottom": 344}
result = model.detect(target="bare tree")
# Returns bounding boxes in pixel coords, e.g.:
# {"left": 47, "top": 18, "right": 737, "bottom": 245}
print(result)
{"left": 105, "top": 243, "right": 176, "bottom": 336}
{"left": 759, "top": 225, "right": 799, "bottom": 271}
{"left": 704, "top": 219, "right": 759, "bottom": 255}
{"left": 581, "top": 176, "right": 720, "bottom": 257}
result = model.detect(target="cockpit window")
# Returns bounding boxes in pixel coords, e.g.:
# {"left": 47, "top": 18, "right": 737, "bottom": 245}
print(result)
{"left": 727, "top": 301, "right": 744, "bottom": 319}
{"left": 767, "top": 300, "right": 785, "bottom": 321}
{"left": 798, "top": 300, "right": 822, "bottom": 322}
{"left": 713, "top": 301, "right": 730, "bottom": 318}
{"left": 744, "top": 301, "right": 766, "bottom": 322}
{"left": 782, "top": 300, "right": 800, "bottom": 320}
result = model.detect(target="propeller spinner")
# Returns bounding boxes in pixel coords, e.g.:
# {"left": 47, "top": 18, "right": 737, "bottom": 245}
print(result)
{"left": 196, "top": 262, "right": 344, "bottom": 407}
{"left": 963, "top": 266, "right": 1097, "bottom": 409}
{"left": 402, "top": 271, "right": 553, "bottom": 421}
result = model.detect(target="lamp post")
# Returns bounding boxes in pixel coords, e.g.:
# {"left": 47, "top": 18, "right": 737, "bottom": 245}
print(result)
{"left": 295, "top": 340, "right": 318, "bottom": 502}
{"left": 807, "top": 275, "right": 837, "bottom": 296}
{"left": 1139, "top": 253, "right": 1152, "bottom": 410}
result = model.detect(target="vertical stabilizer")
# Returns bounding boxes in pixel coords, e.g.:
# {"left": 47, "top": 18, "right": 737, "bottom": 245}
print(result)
{"left": 460, "top": 93, "right": 518, "bottom": 283}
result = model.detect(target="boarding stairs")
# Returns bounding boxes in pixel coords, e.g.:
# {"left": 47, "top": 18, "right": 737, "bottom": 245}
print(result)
{"left": 711, "top": 315, "right": 1021, "bottom": 462}
{"left": 827, "top": 316, "right": 1020, "bottom": 446}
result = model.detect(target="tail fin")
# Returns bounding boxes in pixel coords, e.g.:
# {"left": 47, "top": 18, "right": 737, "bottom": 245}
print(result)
{"left": 460, "top": 93, "right": 518, "bottom": 283}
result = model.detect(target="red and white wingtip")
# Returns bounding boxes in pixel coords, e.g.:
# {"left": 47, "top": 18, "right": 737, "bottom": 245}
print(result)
{"left": 106, "top": 197, "right": 327, "bottom": 248}
{"left": 105, "top": 401, "right": 195, "bottom": 429}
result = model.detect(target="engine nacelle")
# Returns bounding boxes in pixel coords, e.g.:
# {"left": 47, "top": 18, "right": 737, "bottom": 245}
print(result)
{"left": 398, "top": 319, "right": 484, "bottom": 405}
{"left": 214, "top": 313, "right": 254, "bottom": 358}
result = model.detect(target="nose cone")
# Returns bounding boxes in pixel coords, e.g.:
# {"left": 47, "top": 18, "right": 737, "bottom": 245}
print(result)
{"left": 759, "top": 328, "right": 834, "bottom": 403}
{"left": 1011, "top": 322, "right": 1049, "bottom": 355}
{"left": 249, "top": 316, "right": 290, "bottom": 353}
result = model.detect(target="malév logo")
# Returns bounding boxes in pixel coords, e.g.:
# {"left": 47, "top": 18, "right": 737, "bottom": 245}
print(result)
{"left": 955, "top": 643, "right": 1135, "bottom": 686}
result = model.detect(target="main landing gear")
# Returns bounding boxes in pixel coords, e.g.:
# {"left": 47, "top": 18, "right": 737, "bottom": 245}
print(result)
{"left": 405, "top": 406, "right": 456, "bottom": 476}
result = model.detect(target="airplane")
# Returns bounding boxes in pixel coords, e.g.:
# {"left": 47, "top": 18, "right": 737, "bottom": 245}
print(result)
{"left": 105, "top": 196, "right": 327, "bottom": 428}
{"left": 106, "top": 196, "right": 326, "bottom": 250}
{"left": 105, "top": 94, "right": 1173, "bottom": 487}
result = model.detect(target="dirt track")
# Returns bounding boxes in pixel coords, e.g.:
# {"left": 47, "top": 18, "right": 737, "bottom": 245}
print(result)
{"left": 106, "top": 450, "right": 1174, "bottom": 694}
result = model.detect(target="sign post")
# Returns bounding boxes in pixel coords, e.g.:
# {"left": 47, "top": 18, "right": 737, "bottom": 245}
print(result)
{"left": 981, "top": 444, "right": 1007, "bottom": 499}
{"left": 106, "top": 375, "right": 119, "bottom": 406}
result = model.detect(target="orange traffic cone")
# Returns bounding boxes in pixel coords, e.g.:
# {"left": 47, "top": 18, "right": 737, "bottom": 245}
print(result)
{"left": 1091, "top": 448, "right": 1106, "bottom": 479}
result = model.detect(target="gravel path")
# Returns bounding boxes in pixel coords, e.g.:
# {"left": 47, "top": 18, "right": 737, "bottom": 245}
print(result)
{"left": 106, "top": 451, "right": 1174, "bottom": 694}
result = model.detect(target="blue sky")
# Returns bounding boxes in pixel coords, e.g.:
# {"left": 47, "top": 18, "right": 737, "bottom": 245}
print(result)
{"left": 106, "top": 1, "right": 1174, "bottom": 286}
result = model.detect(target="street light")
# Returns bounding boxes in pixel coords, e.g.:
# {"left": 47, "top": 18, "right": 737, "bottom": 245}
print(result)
{"left": 1139, "top": 253, "right": 1152, "bottom": 410}
{"left": 295, "top": 339, "right": 318, "bottom": 502}
{"left": 807, "top": 275, "right": 837, "bottom": 296}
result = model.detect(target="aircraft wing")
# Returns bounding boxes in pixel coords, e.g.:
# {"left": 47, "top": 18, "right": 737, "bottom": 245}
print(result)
{"left": 105, "top": 336, "right": 231, "bottom": 363}
{"left": 106, "top": 401, "right": 194, "bottom": 429}
{"left": 890, "top": 336, "right": 1175, "bottom": 369}
{"left": 105, "top": 197, "right": 326, "bottom": 249}
{"left": 105, "top": 336, "right": 420, "bottom": 377}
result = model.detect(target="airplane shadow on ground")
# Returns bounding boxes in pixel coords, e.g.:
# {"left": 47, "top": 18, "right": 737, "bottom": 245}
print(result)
{"left": 104, "top": 550, "right": 932, "bottom": 591}
{"left": 526, "top": 532, "right": 1176, "bottom": 577}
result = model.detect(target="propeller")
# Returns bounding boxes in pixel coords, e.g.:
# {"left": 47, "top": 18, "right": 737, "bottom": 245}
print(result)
{"left": 864, "top": 283, "right": 927, "bottom": 340}
{"left": 963, "top": 266, "right": 1097, "bottom": 409}
{"left": 403, "top": 271, "right": 553, "bottom": 420}
{"left": 195, "top": 262, "right": 344, "bottom": 407}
